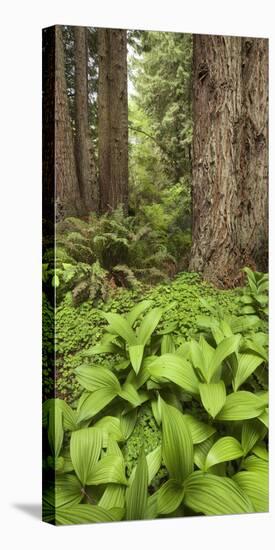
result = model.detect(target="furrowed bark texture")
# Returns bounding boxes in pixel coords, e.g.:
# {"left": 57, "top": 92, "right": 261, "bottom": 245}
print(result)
{"left": 74, "top": 26, "right": 98, "bottom": 212}
{"left": 55, "top": 25, "right": 83, "bottom": 218}
{"left": 190, "top": 35, "right": 268, "bottom": 287}
{"left": 98, "top": 28, "right": 128, "bottom": 212}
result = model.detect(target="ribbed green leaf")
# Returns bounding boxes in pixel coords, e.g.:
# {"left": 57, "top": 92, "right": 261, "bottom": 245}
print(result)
{"left": 48, "top": 400, "right": 63, "bottom": 458}
{"left": 233, "top": 471, "right": 268, "bottom": 512}
{"left": 86, "top": 455, "right": 127, "bottom": 486}
{"left": 102, "top": 312, "right": 137, "bottom": 345}
{"left": 83, "top": 342, "right": 121, "bottom": 356}
{"left": 137, "top": 307, "right": 162, "bottom": 345}
{"left": 70, "top": 427, "right": 102, "bottom": 485}
{"left": 119, "top": 409, "right": 137, "bottom": 440}
{"left": 56, "top": 504, "right": 124, "bottom": 525}
{"left": 148, "top": 353, "right": 199, "bottom": 394}
{"left": 126, "top": 300, "right": 153, "bottom": 326}
{"left": 184, "top": 471, "right": 254, "bottom": 515}
{"left": 99, "top": 484, "right": 125, "bottom": 510}
{"left": 208, "top": 335, "right": 241, "bottom": 382}
{"left": 43, "top": 474, "right": 83, "bottom": 509}
{"left": 199, "top": 381, "right": 226, "bottom": 419}
{"left": 77, "top": 388, "right": 117, "bottom": 423}
{"left": 252, "top": 443, "right": 268, "bottom": 461}
{"left": 204, "top": 436, "right": 243, "bottom": 471}
{"left": 93, "top": 416, "right": 124, "bottom": 446}
{"left": 216, "top": 391, "right": 265, "bottom": 421}
{"left": 258, "top": 407, "right": 268, "bottom": 427}
{"left": 161, "top": 398, "right": 193, "bottom": 482}
{"left": 129, "top": 445, "right": 162, "bottom": 486}
{"left": 234, "top": 353, "right": 264, "bottom": 391}
{"left": 183, "top": 414, "right": 216, "bottom": 444}
{"left": 241, "top": 420, "right": 267, "bottom": 456}
{"left": 60, "top": 400, "right": 77, "bottom": 431}
{"left": 126, "top": 449, "right": 148, "bottom": 520}
{"left": 230, "top": 315, "right": 260, "bottom": 334}
{"left": 189, "top": 340, "right": 206, "bottom": 379}
{"left": 242, "top": 455, "right": 268, "bottom": 475}
{"left": 194, "top": 437, "right": 215, "bottom": 470}
{"left": 128, "top": 344, "right": 145, "bottom": 374}
{"left": 161, "top": 334, "right": 175, "bottom": 354}
{"left": 156, "top": 479, "right": 185, "bottom": 515}
{"left": 75, "top": 366, "right": 120, "bottom": 393}
{"left": 118, "top": 383, "right": 142, "bottom": 406}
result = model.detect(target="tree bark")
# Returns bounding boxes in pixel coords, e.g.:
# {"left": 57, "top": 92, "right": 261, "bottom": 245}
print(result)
{"left": 98, "top": 29, "right": 128, "bottom": 213}
{"left": 74, "top": 26, "right": 98, "bottom": 213}
{"left": 55, "top": 25, "right": 83, "bottom": 218}
{"left": 189, "top": 34, "right": 268, "bottom": 287}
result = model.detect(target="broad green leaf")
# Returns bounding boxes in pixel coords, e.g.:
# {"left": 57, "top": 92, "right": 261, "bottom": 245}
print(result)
{"left": 48, "top": 400, "right": 63, "bottom": 458}
{"left": 156, "top": 479, "right": 185, "bottom": 515}
{"left": 129, "top": 445, "right": 162, "bottom": 486}
{"left": 184, "top": 471, "right": 254, "bottom": 515}
{"left": 118, "top": 383, "right": 142, "bottom": 406}
{"left": 242, "top": 455, "right": 268, "bottom": 475}
{"left": 243, "top": 339, "right": 267, "bottom": 361}
{"left": 86, "top": 455, "right": 127, "bottom": 486}
{"left": 151, "top": 398, "right": 162, "bottom": 426}
{"left": 252, "top": 443, "right": 268, "bottom": 461}
{"left": 183, "top": 414, "right": 216, "bottom": 444}
{"left": 119, "top": 409, "right": 137, "bottom": 439}
{"left": 241, "top": 420, "right": 267, "bottom": 456}
{"left": 128, "top": 344, "right": 144, "bottom": 374}
{"left": 83, "top": 342, "right": 121, "bottom": 356}
{"left": 258, "top": 407, "right": 268, "bottom": 427}
{"left": 234, "top": 353, "right": 264, "bottom": 391}
{"left": 75, "top": 366, "right": 120, "bottom": 393}
{"left": 204, "top": 436, "right": 243, "bottom": 471}
{"left": 199, "top": 381, "right": 226, "bottom": 419}
{"left": 93, "top": 416, "right": 124, "bottom": 445}
{"left": 126, "top": 300, "right": 153, "bottom": 326}
{"left": 126, "top": 449, "right": 148, "bottom": 520}
{"left": 56, "top": 504, "right": 124, "bottom": 525}
{"left": 102, "top": 312, "right": 137, "bottom": 345}
{"left": 70, "top": 427, "right": 102, "bottom": 485}
{"left": 161, "top": 334, "right": 175, "bottom": 354}
{"left": 230, "top": 315, "right": 260, "bottom": 334}
{"left": 43, "top": 474, "right": 83, "bottom": 509}
{"left": 148, "top": 353, "right": 199, "bottom": 394}
{"left": 194, "top": 437, "right": 215, "bottom": 470}
{"left": 189, "top": 340, "right": 206, "bottom": 379}
{"left": 208, "top": 335, "right": 241, "bottom": 382}
{"left": 77, "top": 388, "right": 117, "bottom": 423}
{"left": 233, "top": 471, "right": 268, "bottom": 512}
{"left": 137, "top": 307, "right": 162, "bottom": 345}
{"left": 216, "top": 391, "right": 265, "bottom": 421}
{"left": 60, "top": 400, "right": 77, "bottom": 431}
{"left": 99, "top": 484, "right": 125, "bottom": 510}
{"left": 161, "top": 398, "right": 193, "bottom": 483}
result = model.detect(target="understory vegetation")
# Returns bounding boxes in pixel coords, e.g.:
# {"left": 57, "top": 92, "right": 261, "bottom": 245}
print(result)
{"left": 43, "top": 267, "right": 268, "bottom": 524}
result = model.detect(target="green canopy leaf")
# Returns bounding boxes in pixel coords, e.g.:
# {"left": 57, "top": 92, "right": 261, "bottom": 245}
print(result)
{"left": 148, "top": 353, "right": 199, "bottom": 394}
{"left": 75, "top": 366, "right": 120, "bottom": 393}
{"left": 137, "top": 307, "right": 162, "bottom": 345}
{"left": 233, "top": 353, "right": 264, "bottom": 391}
{"left": 126, "top": 300, "right": 153, "bottom": 326}
{"left": 126, "top": 449, "right": 148, "bottom": 520}
{"left": 183, "top": 414, "right": 216, "bottom": 444}
{"left": 216, "top": 391, "right": 265, "bottom": 421}
{"left": 208, "top": 335, "right": 241, "bottom": 382}
{"left": 233, "top": 471, "right": 268, "bottom": 512}
{"left": 241, "top": 420, "right": 267, "bottom": 456}
{"left": 156, "top": 479, "right": 185, "bottom": 515}
{"left": 184, "top": 471, "right": 254, "bottom": 515}
{"left": 204, "top": 436, "right": 243, "bottom": 471}
{"left": 128, "top": 344, "right": 145, "bottom": 374}
{"left": 70, "top": 427, "right": 102, "bottom": 486}
{"left": 102, "top": 312, "right": 137, "bottom": 345}
{"left": 86, "top": 455, "right": 127, "bottom": 486}
{"left": 56, "top": 504, "right": 124, "bottom": 525}
{"left": 161, "top": 398, "right": 193, "bottom": 483}
{"left": 199, "top": 381, "right": 226, "bottom": 419}
{"left": 77, "top": 387, "right": 117, "bottom": 423}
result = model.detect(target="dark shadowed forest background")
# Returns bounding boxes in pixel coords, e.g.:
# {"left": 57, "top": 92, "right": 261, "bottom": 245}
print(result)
{"left": 42, "top": 27, "right": 269, "bottom": 524}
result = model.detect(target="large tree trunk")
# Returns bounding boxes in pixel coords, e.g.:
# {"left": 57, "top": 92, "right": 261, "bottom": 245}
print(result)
{"left": 98, "top": 29, "right": 128, "bottom": 213}
{"left": 55, "top": 25, "right": 83, "bottom": 218}
{"left": 189, "top": 34, "right": 268, "bottom": 287}
{"left": 74, "top": 26, "right": 98, "bottom": 213}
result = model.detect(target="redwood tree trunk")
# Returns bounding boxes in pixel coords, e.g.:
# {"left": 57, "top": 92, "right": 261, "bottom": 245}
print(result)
{"left": 189, "top": 34, "right": 268, "bottom": 287}
{"left": 55, "top": 25, "right": 83, "bottom": 218}
{"left": 98, "top": 28, "right": 128, "bottom": 213}
{"left": 74, "top": 26, "right": 98, "bottom": 213}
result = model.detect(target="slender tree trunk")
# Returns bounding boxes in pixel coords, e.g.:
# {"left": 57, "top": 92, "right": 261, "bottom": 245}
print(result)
{"left": 55, "top": 25, "right": 83, "bottom": 218}
{"left": 189, "top": 34, "right": 268, "bottom": 287}
{"left": 74, "top": 26, "right": 98, "bottom": 213}
{"left": 98, "top": 28, "right": 128, "bottom": 213}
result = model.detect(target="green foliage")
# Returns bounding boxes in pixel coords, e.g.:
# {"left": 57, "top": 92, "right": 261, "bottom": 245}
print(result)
{"left": 43, "top": 284, "right": 268, "bottom": 523}
{"left": 239, "top": 267, "right": 268, "bottom": 318}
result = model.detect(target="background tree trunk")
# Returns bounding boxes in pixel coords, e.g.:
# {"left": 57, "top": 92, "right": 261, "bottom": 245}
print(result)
{"left": 55, "top": 25, "right": 83, "bottom": 218}
{"left": 98, "top": 29, "right": 128, "bottom": 213}
{"left": 189, "top": 34, "right": 268, "bottom": 287}
{"left": 74, "top": 26, "right": 98, "bottom": 213}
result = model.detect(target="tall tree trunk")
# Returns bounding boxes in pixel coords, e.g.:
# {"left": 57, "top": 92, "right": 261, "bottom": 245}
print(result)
{"left": 189, "top": 34, "right": 268, "bottom": 287}
{"left": 98, "top": 28, "right": 128, "bottom": 213}
{"left": 74, "top": 26, "right": 98, "bottom": 213}
{"left": 55, "top": 25, "right": 83, "bottom": 218}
